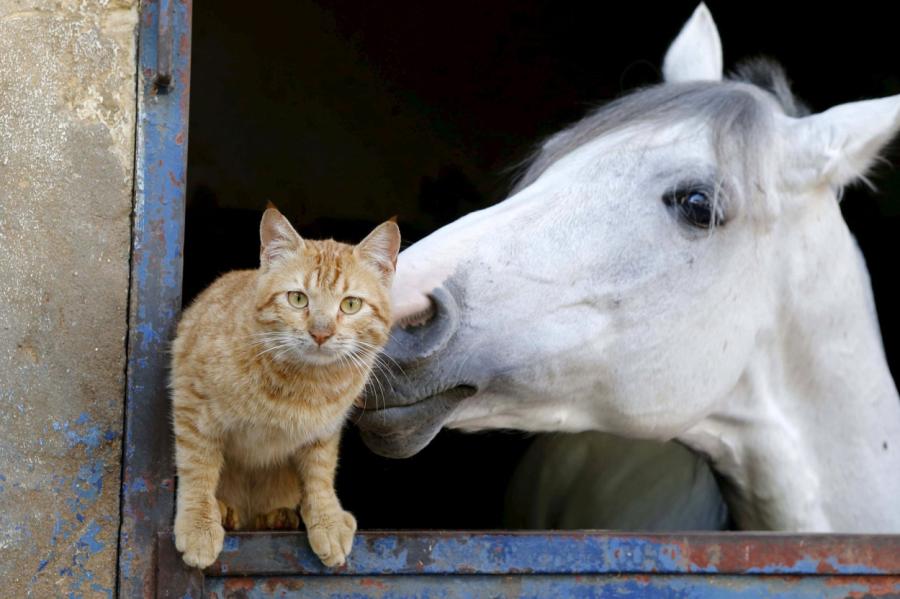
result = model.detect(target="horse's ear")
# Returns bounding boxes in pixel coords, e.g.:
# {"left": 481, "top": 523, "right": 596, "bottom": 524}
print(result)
{"left": 662, "top": 3, "right": 723, "bottom": 83}
{"left": 782, "top": 95, "right": 900, "bottom": 189}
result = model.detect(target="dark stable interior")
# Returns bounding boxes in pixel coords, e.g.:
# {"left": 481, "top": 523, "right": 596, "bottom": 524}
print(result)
{"left": 184, "top": 0, "right": 900, "bottom": 529}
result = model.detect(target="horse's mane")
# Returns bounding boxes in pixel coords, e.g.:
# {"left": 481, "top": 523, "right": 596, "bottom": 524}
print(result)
{"left": 512, "top": 59, "right": 806, "bottom": 218}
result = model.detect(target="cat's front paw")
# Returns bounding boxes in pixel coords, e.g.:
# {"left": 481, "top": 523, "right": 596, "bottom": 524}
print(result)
{"left": 175, "top": 511, "right": 225, "bottom": 569}
{"left": 305, "top": 508, "right": 357, "bottom": 567}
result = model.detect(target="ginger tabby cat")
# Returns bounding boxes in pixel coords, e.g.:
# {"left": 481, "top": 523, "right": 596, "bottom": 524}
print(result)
{"left": 172, "top": 206, "right": 399, "bottom": 569}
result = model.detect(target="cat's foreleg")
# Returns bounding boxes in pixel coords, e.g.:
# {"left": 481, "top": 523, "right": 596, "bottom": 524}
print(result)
{"left": 173, "top": 397, "right": 226, "bottom": 569}
{"left": 294, "top": 434, "right": 357, "bottom": 567}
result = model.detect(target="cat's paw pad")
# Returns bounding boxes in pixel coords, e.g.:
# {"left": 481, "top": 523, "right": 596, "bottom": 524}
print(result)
{"left": 218, "top": 500, "right": 241, "bottom": 531}
{"left": 175, "top": 513, "right": 225, "bottom": 569}
{"left": 254, "top": 507, "right": 301, "bottom": 530}
{"left": 306, "top": 509, "right": 357, "bottom": 567}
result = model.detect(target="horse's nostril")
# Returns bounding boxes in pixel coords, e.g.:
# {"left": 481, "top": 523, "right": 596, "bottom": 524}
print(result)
{"left": 395, "top": 298, "right": 436, "bottom": 329}
{"left": 385, "top": 286, "right": 460, "bottom": 364}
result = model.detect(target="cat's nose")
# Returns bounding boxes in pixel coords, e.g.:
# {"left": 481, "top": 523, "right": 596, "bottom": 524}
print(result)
{"left": 309, "top": 329, "right": 334, "bottom": 346}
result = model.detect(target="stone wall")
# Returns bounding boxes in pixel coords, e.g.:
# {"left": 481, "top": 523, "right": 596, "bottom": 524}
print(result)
{"left": 0, "top": 1, "right": 138, "bottom": 595}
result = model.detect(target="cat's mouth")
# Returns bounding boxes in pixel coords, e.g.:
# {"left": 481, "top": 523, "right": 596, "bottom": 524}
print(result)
{"left": 353, "top": 385, "right": 476, "bottom": 458}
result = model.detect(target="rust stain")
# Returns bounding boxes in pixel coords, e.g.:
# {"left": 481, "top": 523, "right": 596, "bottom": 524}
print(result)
{"left": 262, "top": 578, "right": 304, "bottom": 593}
{"left": 675, "top": 535, "right": 900, "bottom": 574}
{"left": 827, "top": 576, "right": 900, "bottom": 597}
{"left": 262, "top": 578, "right": 306, "bottom": 591}
{"left": 223, "top": 578, "right": 256, "bottom": 591}
{"left": 359, "top": 578, "right": 387, "bottom": 590}
{"left": 16, "top": 337, "right": 39, "bottom": 364}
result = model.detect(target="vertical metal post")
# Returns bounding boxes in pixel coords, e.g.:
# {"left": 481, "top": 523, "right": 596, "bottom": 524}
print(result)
{"left": 155, "top": 0, "right": 174, "bottom": 89}
{"left": 118, "top": 1, "right": 192, "bottom": 596}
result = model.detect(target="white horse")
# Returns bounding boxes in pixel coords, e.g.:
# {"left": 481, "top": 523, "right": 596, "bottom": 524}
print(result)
{"left": 356, "top": 4, "right": 900, "bottom": 532}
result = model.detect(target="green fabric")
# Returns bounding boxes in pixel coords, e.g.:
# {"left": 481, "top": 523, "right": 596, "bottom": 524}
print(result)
{"left": 504, "top": 432, "right": 729, "bottom": 531}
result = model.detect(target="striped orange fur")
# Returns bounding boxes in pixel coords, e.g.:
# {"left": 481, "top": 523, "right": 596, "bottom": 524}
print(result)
{"left": 171, "top": 207, "right": 399, "bottom": 569}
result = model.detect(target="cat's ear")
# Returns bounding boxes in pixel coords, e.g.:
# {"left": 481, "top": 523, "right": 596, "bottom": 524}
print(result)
{"left": 260, "top": 206, "right": 303, "bottom": 268}
{"left": 355, "top": 220, "right": 401, "bottom": 281}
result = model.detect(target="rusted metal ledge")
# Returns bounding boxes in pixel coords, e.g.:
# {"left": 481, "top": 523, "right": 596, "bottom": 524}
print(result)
{"left": 157, "top": 531, "right": 900, "bottom": 598}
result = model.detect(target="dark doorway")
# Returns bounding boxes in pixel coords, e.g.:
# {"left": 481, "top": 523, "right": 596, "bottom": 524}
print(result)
{"left": 183, "top": 0, "right": 900, "bottom": 529}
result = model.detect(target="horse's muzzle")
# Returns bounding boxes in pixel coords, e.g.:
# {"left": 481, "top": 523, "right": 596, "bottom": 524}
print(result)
{"left": 353, "top": 385, "right": 475, "bottom": 458}
{"left": 354, "top": 286, "right": 476, "bottom": 457}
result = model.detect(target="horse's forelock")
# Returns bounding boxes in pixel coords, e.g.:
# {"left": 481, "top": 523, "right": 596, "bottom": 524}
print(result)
{"left": 513, "top": 59, "right": 800, "bottom": 222}
{"left": 730, "top": 58, "right": 809, "bottom": 118}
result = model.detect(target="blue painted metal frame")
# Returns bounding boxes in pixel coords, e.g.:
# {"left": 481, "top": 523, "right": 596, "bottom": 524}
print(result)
{"left": 154, "top": 531, "right": 900, "bottom": 598}
{"left": 123, "top": 2, "right": 900, "bottom": 597}
{"left": 119, "top": 1, "right": 192, "bottom": 597}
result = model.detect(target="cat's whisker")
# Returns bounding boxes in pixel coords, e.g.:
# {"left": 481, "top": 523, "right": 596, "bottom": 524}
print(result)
{"left": 348, "top": 352, "right": 376, "bottom": 396}
{"left": 244, "top": 331, "right": 288, "bottom": 343}
{"left": 353, "top": 341, "right": 410, "bottom": 381}
{"left": 365, "top": 367, "right": 387, "bottom": 413}
{"left": 254, "top": 341, "right": 298, "bottom": 360}
{"left": 347, "top": 350, "right": 385, "bottom": 412}
{"left": 352, "top": 346, "right": 411, "bottom": 390}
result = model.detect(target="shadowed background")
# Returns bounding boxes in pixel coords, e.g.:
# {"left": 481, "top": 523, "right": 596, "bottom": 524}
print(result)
{"left": 184, "top": 0, "right": 900, "bottom": 529}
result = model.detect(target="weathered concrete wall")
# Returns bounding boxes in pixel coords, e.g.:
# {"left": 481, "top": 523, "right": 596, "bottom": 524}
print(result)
{"left": 0, "top": 1, "right": 138, "bottom": 596}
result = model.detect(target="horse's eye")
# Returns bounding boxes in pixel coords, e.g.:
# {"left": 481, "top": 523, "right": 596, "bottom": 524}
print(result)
{"left": 663, "top": 189, "right": 723, "bottom": 228}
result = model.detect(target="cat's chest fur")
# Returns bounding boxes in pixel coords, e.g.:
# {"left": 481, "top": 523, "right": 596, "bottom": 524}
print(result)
{"left": 221, "top": 385, "right": 356, "bottom": 468}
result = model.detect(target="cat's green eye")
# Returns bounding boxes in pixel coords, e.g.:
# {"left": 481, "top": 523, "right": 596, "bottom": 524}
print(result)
{"left": 340, "top": 297, "right": 363, "bottom": 314}
{"left": 287, "top": 291, "right": 308, "bottom": 309}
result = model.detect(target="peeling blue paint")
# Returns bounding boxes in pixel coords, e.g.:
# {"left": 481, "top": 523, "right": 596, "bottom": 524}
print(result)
{"left": 51, "top": 514, "right": 66, "bottom": 546}
{"left": 128, "top": 476, "right": 148, "bottom": 493}
{"left": 34, "top": 454, "right": 112, "bottom": 596}
{"left": 77, "top": 522, "right": 105, "bottom": 554}
{"left": 222, "top": 535, "right": 240, "bottom": 553}
{"left": 133, "top": 321, "right": 161, "bottom": 349}
{"left": 91, "top": 582, "right": 114, "bottom": 599}
{"left": 746, "top": 556, "right": 820, "bottom": 575}
{"left": 72, "top": 461, "right": 104, "bottom": 503}
{"left": 204, "top": 573, "right": 900, "bottom": 599}
{"left": 51, "top": 417, "right": 107, "bottom": 454}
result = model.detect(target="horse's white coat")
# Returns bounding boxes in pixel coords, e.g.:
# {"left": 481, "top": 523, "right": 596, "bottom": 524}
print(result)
{"left": 389, "top": 4, "right": 900, "bottom": 531}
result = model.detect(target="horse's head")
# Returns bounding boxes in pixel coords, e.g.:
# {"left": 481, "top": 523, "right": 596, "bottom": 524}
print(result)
{"left": 357, "top": 4, "right": 900, "bottom": 458}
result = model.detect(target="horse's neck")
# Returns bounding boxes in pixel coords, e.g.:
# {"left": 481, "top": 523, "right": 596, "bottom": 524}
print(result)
{"left": 682, "top": 195, "right": 900, "bottom": 532}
